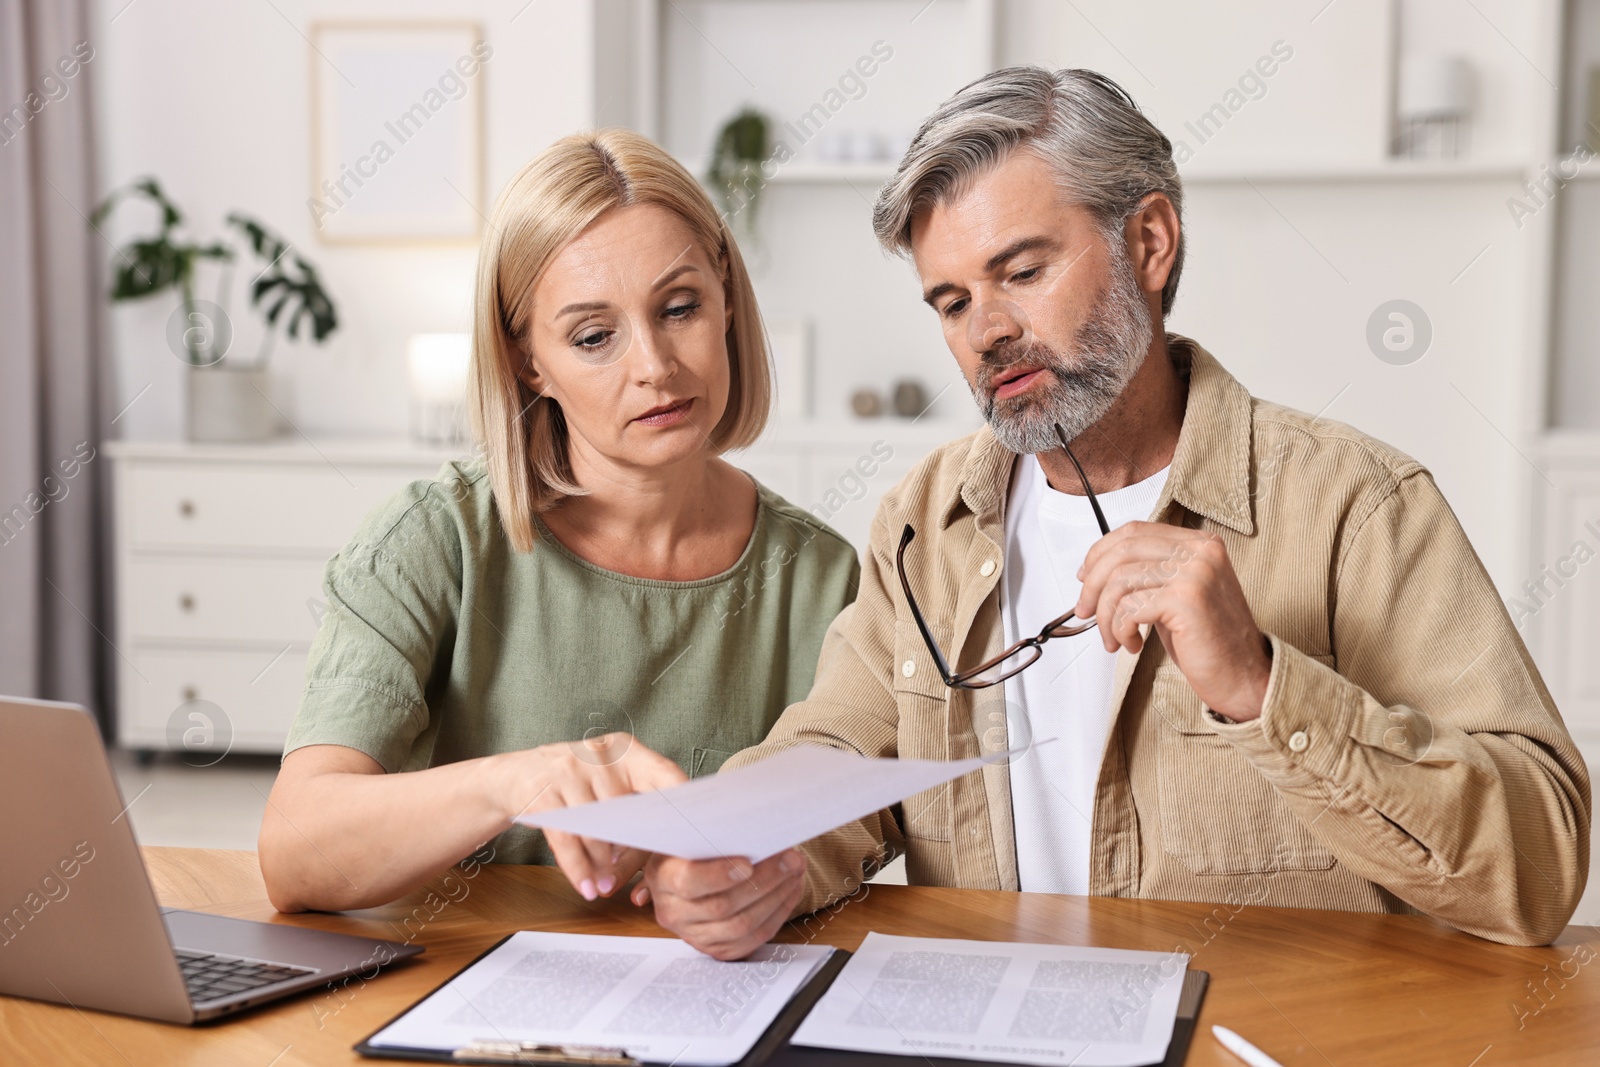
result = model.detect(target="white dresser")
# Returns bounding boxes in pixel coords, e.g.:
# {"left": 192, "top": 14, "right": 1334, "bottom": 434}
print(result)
{"left": 1530, "top": 433, "right": 1600, "bottom": 758}
{"left": 106, "top": 417, "right": 975, "bottom": 756}
{"left": 107, "top": 439, "right": 462, "bottom": 756}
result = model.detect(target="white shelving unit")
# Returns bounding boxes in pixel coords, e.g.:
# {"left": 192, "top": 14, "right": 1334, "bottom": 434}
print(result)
{"left": 1179, "top": 160, "right": 1535, "bottom": 183}
{"left": 676, "top": 158, "right": 899, "bottom": 184}
{"left": 1529, "top": 434, "right": 1600, "bottom": 750}
{"left": 732, "top": 414, "right": 982, "bottom": 550}
{"left": 1527, "top": 2, "right": 1600, "bottom": 746}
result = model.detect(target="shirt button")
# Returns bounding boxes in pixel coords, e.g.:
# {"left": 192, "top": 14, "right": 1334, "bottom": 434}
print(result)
{"left": 901, "top": 659, "right": 916, "bottom": 678}
{"left": 1289, "top": 730, "right": 1310, "bottom": 753}
{"left": 969, "top": 825, "right": 981, "bottom": 839}
{"left": 980, "top": 559, "right": 997, "bottom": 577}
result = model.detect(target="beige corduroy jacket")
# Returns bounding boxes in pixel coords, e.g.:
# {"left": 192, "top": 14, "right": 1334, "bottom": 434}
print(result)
{"left": 724, "top": 336, "right": 1590, "bottom": 946}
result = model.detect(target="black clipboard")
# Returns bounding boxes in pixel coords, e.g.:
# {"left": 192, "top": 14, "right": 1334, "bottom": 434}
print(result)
{"left": 354, "top": 938, "right": 852, "bottom": 1067}
{"left": 355, "top": 940, "right": 1208, "bottom": 1067}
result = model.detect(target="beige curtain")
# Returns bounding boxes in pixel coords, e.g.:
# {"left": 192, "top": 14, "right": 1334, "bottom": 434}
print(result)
{"left": 0, "top": 0, "right": 112, "bottom": 725}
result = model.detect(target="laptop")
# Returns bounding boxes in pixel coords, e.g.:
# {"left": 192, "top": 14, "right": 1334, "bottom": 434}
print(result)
{"left": 0, "top": 695, "right": 424, "bottom": 1024}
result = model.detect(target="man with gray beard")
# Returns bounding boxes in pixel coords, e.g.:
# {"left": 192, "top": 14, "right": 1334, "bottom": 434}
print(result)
{"left": 642, "top": 68, "right": 1589, "bottom": 956}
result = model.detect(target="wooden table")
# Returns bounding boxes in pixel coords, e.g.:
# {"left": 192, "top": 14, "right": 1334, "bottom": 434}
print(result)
{"left": 3, "top": 848, "right": 1596, "bottom": 1065}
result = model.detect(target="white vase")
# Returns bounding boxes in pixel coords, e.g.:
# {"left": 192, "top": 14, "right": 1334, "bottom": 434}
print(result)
{"left": 186, "top": 365, "right": 279, "bottom": 443}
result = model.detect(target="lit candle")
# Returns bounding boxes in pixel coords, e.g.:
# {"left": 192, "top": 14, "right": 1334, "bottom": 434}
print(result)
{"left": 407, "top": 333, "right": 471, "bottom": 443}
{"left": 408, "top": 333, "right": 470, "bottom": 402}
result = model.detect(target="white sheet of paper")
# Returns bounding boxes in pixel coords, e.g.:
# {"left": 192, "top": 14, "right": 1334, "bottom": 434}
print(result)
{"left": 515, "top": 742, "right": 1044, "bottom": 861}
{"left": 364, "top": 931, "right": 833, "bottom": 1066}
{"left": 790, "top": 933, "right": 1188, "bottom": 1067}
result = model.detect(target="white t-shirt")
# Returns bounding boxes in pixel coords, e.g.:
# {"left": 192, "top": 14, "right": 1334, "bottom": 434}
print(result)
{"left": 1001, "top": 454, "right": 1170, "bottom": 895}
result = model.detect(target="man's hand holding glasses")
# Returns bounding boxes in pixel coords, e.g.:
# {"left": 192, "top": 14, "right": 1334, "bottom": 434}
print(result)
{"left": 897, "top": 426, "right": 1273, "bottom": 721}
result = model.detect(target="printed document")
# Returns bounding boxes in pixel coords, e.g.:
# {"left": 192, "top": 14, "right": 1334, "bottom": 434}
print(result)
{"left": 364, "top": 931, "right": 833, "bottom": 1066}
{"left": 790, "top": 933, "right": 1187, "bottom": 1067}
{"left": 516, "top": 742, "right": 1045, "bottom": 861}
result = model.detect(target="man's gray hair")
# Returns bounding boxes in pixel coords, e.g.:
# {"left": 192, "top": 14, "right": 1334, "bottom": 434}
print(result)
{"left": 872, "top": 67, "right": 1185, "bottom": 316}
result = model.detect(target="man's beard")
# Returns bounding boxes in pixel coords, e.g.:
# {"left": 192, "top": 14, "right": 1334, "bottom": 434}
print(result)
{"left": 971, "top": 242, "right": 1153, "bottom": 455}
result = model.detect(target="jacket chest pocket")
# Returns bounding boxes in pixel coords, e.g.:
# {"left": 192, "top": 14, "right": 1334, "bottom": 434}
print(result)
{"left": 892, "top": 620, "right": 954, "bottom": 842}
{"left": 1152, "top": 665, "right": 1337, "bottom": 876}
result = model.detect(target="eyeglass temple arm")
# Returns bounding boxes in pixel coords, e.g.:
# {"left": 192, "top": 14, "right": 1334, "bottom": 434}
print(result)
{"left": 896, "top": 525, "right": 958, "bottom": 685}
{"left": 1055, "top": 427, "right": 1111, "bottom": 536}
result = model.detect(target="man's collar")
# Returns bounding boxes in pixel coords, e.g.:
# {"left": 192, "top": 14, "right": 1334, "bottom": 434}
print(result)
{"left": 1161, "top": 336, "right": 1256, "bottom": 535}
{"left": 940, "top": 335, "right": 1257, "bottom": 536}
{"left": 945, "top": 422, "right": 1011, "bottom": 530}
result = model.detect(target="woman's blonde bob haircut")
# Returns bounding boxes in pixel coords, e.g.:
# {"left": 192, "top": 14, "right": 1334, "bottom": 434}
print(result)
{"left": 469, "top": 128, "right": 772, "bottom": 552}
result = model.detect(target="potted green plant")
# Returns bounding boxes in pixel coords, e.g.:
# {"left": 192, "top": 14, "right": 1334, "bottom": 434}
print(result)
{"left": 91, "top": 178, "right": 339, "bottom": 443}
{"left": 706, "top": 107, "right": 770, "bottom": 240}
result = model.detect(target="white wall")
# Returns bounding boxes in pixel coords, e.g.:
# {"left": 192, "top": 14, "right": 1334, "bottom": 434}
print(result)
{"left": 1168, "top": 177, "right": 1535, "bottom": 595}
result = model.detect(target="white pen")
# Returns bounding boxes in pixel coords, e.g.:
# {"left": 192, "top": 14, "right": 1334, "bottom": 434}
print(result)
{"left": 1212, "top": 1025, "right": 1285, "bottom": 1067}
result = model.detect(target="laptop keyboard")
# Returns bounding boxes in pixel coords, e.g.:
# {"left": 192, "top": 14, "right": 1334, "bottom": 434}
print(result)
{"left": 176, "top": 948, "right": 316, "bottom": 1003}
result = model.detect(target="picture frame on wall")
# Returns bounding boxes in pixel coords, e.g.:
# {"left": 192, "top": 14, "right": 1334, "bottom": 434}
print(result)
{"left": 308, "top": 21, "right": 489, "bottom": 244}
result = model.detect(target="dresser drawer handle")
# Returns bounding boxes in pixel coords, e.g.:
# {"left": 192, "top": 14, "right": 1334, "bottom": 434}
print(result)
{"left": 178, "top": 499, "right": 195, "bottom": 518}
{"left": 178, "top": 594, "right": 196, "bottom": 612}
{"left": 181, "top": 686, "right": 198, "bottom": 702}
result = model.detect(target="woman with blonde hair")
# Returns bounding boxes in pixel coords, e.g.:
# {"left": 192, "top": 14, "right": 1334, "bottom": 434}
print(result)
{"left": 259, "top": 130, "right": 856, "bottom": 916}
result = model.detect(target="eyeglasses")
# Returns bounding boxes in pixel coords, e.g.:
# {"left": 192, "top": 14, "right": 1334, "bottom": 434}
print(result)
{"left": 896, "top": 426, "right": 1110, "bottom": 690}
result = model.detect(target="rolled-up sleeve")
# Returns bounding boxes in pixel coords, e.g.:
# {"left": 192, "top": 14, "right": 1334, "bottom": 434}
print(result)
{"left": 1208, "top": 470, "right": 1591, "bottom": 945}
{"left": 284, "top": 489, "right": 463, "bottom": 772}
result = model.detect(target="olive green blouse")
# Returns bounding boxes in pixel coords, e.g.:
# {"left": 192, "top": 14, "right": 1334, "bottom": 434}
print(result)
{"left": 283, "top": 460, "right": 860, "bottom": 865}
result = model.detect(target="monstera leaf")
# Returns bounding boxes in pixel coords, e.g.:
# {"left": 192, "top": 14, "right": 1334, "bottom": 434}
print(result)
{"left": 92, "top": 178, "right": 232, "bottom": 303}
{"left": 89, "top": 179, "right": 339, "bottom": 365}
{"left": 228, "top": 214, "right": 338, "bottom": 342}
